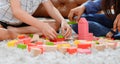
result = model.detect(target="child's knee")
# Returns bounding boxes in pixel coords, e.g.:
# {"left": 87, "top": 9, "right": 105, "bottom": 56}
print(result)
{"left": 0, "top": 28, "right": 9, "bottom": 40}
{"left": 0, "top": 24, "right": 3, "bottom": 28}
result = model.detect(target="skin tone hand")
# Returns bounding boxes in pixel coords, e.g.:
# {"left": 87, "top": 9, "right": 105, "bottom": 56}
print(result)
{"left": 40, "top": 23, "right": 57, "bottom": 39}
{"left": 43, "top": 0, "right": 72, "bottom": 38}
{"left": 106, "top": 14, "right": 120, "bottom": 38}
{"left": 106, "top": 30, "right": 114, "bottom": 38}
{"left": 113, "top": 14, "right": 120, "bottom": 32}
{"left": 61, "top": 20, "right": 72, "bottom": 38}
{"left": 68, "top": 5, "right": 85, "bottom": 22}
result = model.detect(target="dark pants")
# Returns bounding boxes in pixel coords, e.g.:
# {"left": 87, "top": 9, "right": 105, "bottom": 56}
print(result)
{"left": 72, "top": 14, "right": 114, "bottom": 37}
{"left": 0, "top": 21, "right": 29, "bottom": 29}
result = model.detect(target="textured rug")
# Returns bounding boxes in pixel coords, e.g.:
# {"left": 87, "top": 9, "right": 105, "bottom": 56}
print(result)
{"left": 0, "top": 40, "right": 120, "bottom": 64}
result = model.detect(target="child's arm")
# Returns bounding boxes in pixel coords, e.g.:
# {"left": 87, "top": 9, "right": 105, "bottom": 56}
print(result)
{"left": 10, "top": 0, "right": 57, "bottom": 39}
{"left": 42, "top": 0, "right": 72, "bottom": 38}
{"left": 42, "top": 0, "right": 64, "bottom": 23}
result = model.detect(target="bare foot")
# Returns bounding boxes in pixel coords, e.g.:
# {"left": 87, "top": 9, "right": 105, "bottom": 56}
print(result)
{"left": 0, "top": 28, "right": 18, "bottom": 40}
{"left": 0, "top": 28, "right": 9, "bottom": 40}
{"left": 7, "top": 26, "right": 19, "bottom": 39}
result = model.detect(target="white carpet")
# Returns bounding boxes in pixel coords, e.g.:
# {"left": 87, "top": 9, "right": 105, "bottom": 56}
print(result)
{"left": 0, "top": 40, "right": 120, "bottom": 64}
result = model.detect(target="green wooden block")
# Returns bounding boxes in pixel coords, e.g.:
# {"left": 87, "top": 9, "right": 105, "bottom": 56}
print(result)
{"left": 29, "top": 34, "right": 33, "bottom": 38}
{"left": 17, "top": 44, "right": 27, "bottom": 49}
{"left": 57, "top": 34, "right": 64, "bottom": 38}
{"left": 46, "top": 42, "right": 54, "bottom": 46}
{"left": 67, "top": 21, "right": 77, "bottom": 25}
{"left": 95, "top": 41, "right": 100, "bottom": 45}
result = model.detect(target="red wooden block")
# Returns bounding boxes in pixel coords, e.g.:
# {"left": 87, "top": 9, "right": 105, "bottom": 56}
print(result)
{"left": 56, "top": 38, "right": 65, "bottom": 42}
{"left": 50, "top": 38, "right": 65, "bottom": 42}
{"left": 67, "top": 47, "right": 77, "bottom": 54}
{"left": 23, "top": 38, "right": 31, "bottom": 44}
{"left": 27, "top": 43, "right": 37, "bottom": 52}
{"left": 27, "top": 43, "right": 37, "bottom": 46}
{"left": 35, "top": 42, "right": 43, "bottom": 45}
{"left": 18, "top": 35, "right": 27, "bottom": 39}
{"left": 77, "top": 43, "right": 91, "bottom": 49}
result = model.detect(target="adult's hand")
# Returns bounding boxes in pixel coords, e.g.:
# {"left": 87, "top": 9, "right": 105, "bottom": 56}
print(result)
{"left": 113, "top": 14, "right": 120, "bottom": 32}
{"left": 68, "top": 5, "right": 85, "bottom": 22}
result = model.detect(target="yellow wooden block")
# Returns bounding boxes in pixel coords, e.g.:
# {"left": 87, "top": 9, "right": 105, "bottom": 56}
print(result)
{"left": 57, "top": 43, "right": 71, "bottom": 49}
{"left": 62, "top": 44, "right": 71, "bottom": 47}
{"left": 74, "top": 40, "right": 80, "bottom": 46}
{"left": 7, "top": 40, "right": 18, "bottom": 47}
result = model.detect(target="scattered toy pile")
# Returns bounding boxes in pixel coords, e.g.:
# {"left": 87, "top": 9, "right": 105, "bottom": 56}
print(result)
{"left": 7, "top": 34, "right": 120, "bottom": 57}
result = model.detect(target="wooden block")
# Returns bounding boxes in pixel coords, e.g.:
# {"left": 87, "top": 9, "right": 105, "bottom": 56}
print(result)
{"left": 17, "top": 44, "right": 27, "bottom": 49}
{"left": 32, "top": 34, "right": 40, "bottom": 42}
{"left": 77, "top": 43, "right": 91, "bottom": 49}
{"left": 94, "top": 44, "right": 106, "bottom": 51}
{"left": 57, "top": 43, "right": 71, "bottom": 54}
{"left": 116, "top": 42, "right": 120, "bottom": 48}
{"left": 30, "top": 47, "right": 43, "bottom": 57}
{"left": 78, "top": 49, "right": 91, "bottom": 54}
{"left": 67, "top": 47, "right": 77, "bottom": 54}
{"left": 7, "top": 40, "right": 18, "bottom": 47}
{"left": 106, "top": 43, "right": 116, "bottom": 49}
{"left": 43, "top": 45, "right": 57, "bottom": 52}
{"left": 58, "top": 47, "right": 69, "bottom": 54}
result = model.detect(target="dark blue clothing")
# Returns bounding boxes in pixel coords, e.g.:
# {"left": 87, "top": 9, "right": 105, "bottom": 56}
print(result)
{"left": 72, "top": 14, "right": 113, "bottom": 36}
{"left": 72, "top": 0, "right": 120, "bottom": 39}
{"left": 83, "top": 0, "right": 102, "bottom": 14}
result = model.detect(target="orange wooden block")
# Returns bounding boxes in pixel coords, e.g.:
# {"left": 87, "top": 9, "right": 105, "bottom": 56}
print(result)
{"left": 18, "top": 35, "right": 27, "bottom": 39}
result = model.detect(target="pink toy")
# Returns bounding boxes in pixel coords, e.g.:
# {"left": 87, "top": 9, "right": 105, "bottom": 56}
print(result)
{"left": 77, "top": 49, "right": 91, "bottom": 54}
{"left": 78, "top": 18, "right": 93, "bottom": 41}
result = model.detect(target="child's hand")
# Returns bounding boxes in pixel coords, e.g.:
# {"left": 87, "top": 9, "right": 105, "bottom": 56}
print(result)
{"left": 61, "top": 21, "right": 72, "bottom": 38}
{"left": 40, "top": 23, "right": 57, "bottom": 40}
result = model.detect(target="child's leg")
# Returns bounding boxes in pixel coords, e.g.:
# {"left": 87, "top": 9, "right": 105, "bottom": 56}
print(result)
{"left": 47, "top": 20, "right": 60, "bottom": 31}
{"left": 0, "top": 20, "right": 60, "bottom": 40}
{"left": 7, "top": 20, "right": 60, "bottom": 35}
{"left": 0, "top": 22, "right": 19, "bottom": 40}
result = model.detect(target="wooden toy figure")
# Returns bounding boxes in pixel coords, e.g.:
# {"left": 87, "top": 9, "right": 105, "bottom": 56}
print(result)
{"left": 78, "top": 18, "right": 94, "bottom": 41}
